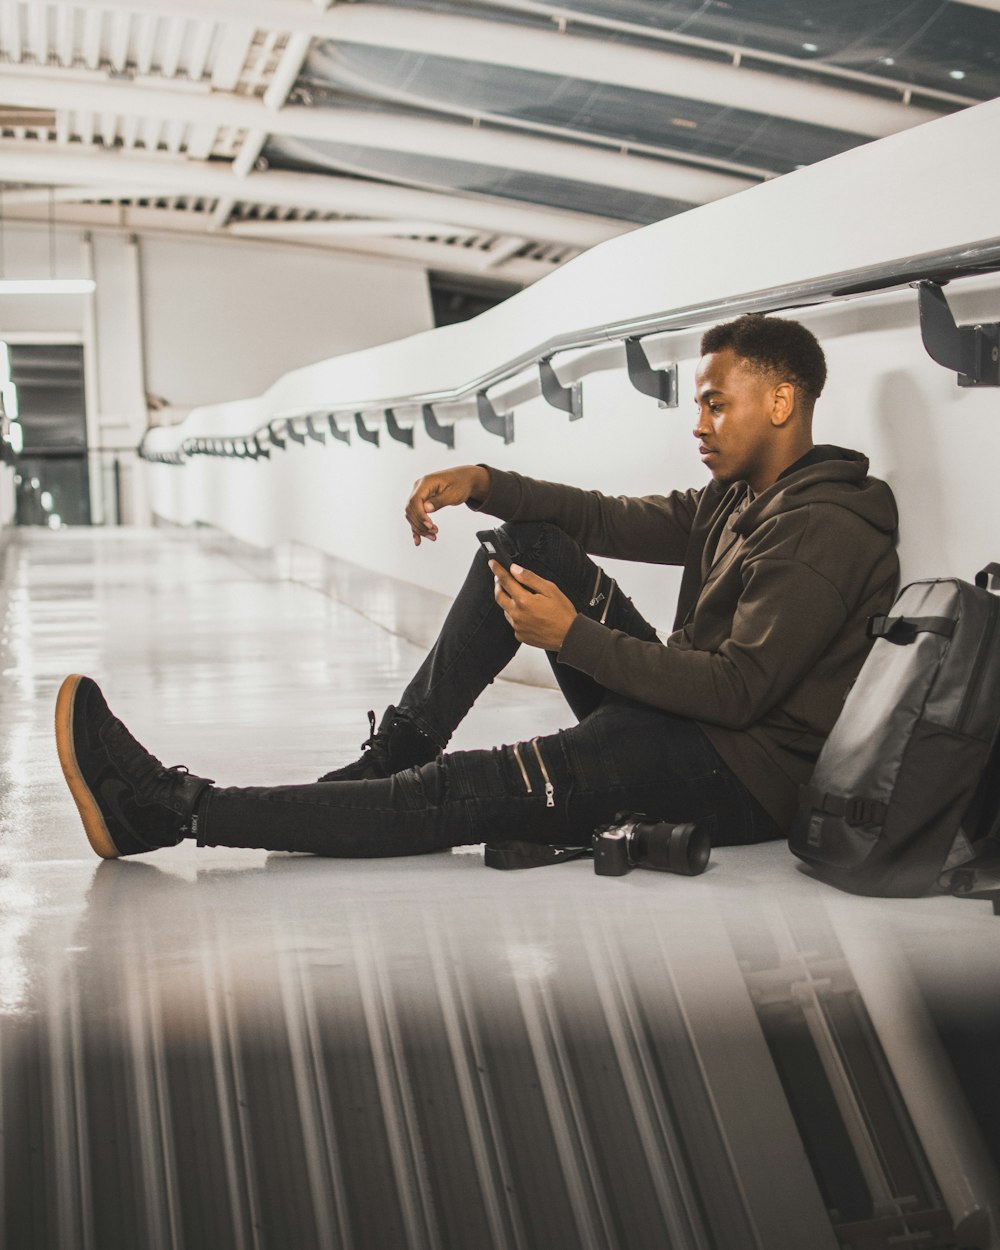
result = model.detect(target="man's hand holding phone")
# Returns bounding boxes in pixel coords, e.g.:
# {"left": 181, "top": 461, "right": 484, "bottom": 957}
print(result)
{"left": 491, "top": 560, "right": 577, "bottom": 652}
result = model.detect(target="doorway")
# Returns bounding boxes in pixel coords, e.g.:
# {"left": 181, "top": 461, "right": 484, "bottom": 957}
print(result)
{"left": 9, "top": 343, "right": 90, "bottom": 527}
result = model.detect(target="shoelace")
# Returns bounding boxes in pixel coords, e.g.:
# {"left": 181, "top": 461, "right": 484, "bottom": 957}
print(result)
{"left": 103, "top": 718, "right": 191, "bottom": 800}
{"left": 360, "top": 709, "right": 379, "bottom": 753}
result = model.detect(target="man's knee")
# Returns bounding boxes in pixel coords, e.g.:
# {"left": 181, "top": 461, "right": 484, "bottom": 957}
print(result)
{"left": 499, "top": 520, "right": 560, "bottom": 548}
{"left": 498, "top": 521, "right": 577, "bottom": 566}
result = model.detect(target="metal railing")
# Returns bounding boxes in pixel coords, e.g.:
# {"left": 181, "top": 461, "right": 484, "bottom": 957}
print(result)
{"left": 140, "top": 236, "right": 1000, "bottom": 466}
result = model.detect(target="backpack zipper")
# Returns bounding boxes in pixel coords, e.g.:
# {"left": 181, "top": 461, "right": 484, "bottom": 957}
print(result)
{"left": 957, "top": 591, "right": 1000, "bottom": 733}
{"left": 511, "top": 742, "right": 532, "bottom": 793}
{"left": 530, "top": 737, "right": 555, "bottom": 807}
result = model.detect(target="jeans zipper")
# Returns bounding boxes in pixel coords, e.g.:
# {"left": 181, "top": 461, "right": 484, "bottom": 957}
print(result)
{"left": 530, "top": 737, "right": 556, "bottom": 807}
{"left": 599, "top": 582, "right": 615, "bottom": 625}
{"left": 588, "top": 568, "right": 605, "bottom": 607}
{"left": 511, "top": 742, "right": 532, "bottom": 794}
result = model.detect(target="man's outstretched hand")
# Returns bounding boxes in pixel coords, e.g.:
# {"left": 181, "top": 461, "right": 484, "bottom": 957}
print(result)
{"left": 492, "top": 562, "right": 577, "bottom": 652}
{"left": 405, "top": 465, "right": 492, "bottom": 545}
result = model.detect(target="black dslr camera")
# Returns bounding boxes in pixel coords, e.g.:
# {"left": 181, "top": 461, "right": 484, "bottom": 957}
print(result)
{"left": 592, "top": 814, "right": 711, "bottom": 877}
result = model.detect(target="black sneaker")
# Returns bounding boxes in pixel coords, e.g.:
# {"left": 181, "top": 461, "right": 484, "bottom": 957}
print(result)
{"left": 55, "top": 674, "right": 213, "bottom": 859}
{"left": 317, "top": 705, "right": 438, "bottom": 783}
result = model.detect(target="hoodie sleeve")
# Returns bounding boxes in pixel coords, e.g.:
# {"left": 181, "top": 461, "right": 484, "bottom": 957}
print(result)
{"left": 469, "top": 466, "right": 702, "bottom": 565}
{"left": 558, "top": 553, "right": 849, "bottom": 729}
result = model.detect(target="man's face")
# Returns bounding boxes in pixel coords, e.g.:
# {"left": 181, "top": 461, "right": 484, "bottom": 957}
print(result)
{"left": 693, "top": 348, "right": 783, "bottom": 490}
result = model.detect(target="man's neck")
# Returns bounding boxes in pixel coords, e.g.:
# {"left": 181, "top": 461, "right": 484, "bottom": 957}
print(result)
{"left": 751, "top": 440, "right": 815, "bottom": 494}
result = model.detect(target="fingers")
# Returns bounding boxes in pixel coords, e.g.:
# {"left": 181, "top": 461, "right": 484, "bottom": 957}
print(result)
{"left": 509, "top": 563, "right": 552, "bottom": 594}
{"left": 405, "top": 479, "right": 442, "bottom": 545}
{"left": 491, "top": 561, "right": 516, "bottom": 610}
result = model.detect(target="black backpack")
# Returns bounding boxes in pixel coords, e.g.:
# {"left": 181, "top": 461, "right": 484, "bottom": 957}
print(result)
{"left": 789, "top": 564, "right": 1000, "bottom": 898}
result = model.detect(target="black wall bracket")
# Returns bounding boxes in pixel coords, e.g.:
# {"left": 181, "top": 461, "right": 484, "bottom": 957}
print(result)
{"left": 916, "top": 281, "right": 1000, "bottom": 387}
{"left": 327, "top": 413, "right": 351, "bottom": 444}
{"left": 284, "top": 418, "right": 307, "bottom": 446}
{"left": 267, "top": 421, "right": 286, "bottom": 450}
{"left": 253, "top": 434, "right": 271, "bottom": 459}
{"left": 625, "top": 337, "right": 678, "bottom": 408}
{"left": 385, "top": 407, "right": 415, "bottom": 447}
{"left": 477, "top": 391, "right": 514, "bottom": 443}
{"left": 355, "top": 412, "right": 380, "bottom": 446}
{"left": 423, "top": 403, "right": 455, "bottom": 449}
{"left": 305, "top": 415, "right": 326, "bottom": 445}
{"left": 539, "top": 357, "right": 583, "bottom": 420}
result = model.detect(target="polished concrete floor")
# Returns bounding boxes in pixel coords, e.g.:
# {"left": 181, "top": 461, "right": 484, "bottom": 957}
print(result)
{"left": 2, "top": 526, "right": 999, "bottom": 1250}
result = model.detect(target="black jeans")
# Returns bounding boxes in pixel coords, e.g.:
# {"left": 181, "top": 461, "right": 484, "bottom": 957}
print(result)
{"left": 201, "top": 523, "right": 781, "bottom": 854}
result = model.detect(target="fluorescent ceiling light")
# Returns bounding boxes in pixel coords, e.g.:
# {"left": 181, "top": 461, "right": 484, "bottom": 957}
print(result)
{"left": 0, "top": 278, "right": 96, "bottom": 295}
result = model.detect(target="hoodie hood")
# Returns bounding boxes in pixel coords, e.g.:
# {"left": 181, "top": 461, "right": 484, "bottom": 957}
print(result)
{"left": 733, "top": 445, "right": 898, "bottom": 538}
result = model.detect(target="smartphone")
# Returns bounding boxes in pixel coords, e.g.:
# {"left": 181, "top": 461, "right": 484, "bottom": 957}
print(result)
{"left": 477, "top": 528, "right": 518, "bottom": 572}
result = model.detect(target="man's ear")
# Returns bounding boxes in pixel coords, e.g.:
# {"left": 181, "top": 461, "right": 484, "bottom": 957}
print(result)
{"left": 770, "top": 381, "right": 796, "bottom": 427}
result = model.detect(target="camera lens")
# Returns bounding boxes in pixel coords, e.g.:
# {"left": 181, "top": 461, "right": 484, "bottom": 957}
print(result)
{"left": 633, "top": 821, "right": 711, "bottom": 876}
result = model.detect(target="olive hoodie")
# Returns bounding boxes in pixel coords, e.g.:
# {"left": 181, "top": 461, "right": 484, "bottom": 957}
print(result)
{"left": 473, "top": 447, "right": 900, "bottom": 830}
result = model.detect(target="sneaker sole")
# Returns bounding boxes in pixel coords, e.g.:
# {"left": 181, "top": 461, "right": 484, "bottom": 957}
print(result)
{"left": 55, "top": 674, "right": 120, "bottom": 860}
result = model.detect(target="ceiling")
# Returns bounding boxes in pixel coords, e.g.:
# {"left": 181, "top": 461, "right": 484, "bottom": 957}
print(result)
{"left": 1, "top": 0, "right": 998, "bottom": 290}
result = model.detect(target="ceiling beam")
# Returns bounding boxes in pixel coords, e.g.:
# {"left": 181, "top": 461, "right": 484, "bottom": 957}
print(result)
{"left": 471, "top": 0, "right": 981, "bottom": 108}
{"left": 0, "top": 68, "right": 753, "bottom": 203}
{"left": 61, "top": 0, "right": 956, "bottom": 133}
{"left": 233, "top": 29, "right": 313, "bottom": 178}
{"left": 0, "top": 142, "right": 630, "bottom": 248}
{"left": 0, "top": 184, "right": 164, "bottom": 206}
{"left": 291, "top": 3, "right": 946, "bottom": 138}
{"left": 4, "top": 198, "right": 557, "bottom": 284}
{"left": 224, "top": 218, "right": 484, "bottom": 240}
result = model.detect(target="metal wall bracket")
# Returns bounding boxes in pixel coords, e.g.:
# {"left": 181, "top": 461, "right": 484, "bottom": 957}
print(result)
{"left": 253, "top": 434, "right": 271, "bottom": 459}
{"left": 916, "top": 280, "right": 1000, "bottom": 387}
{"left": 327, "top": 413, "right": 351, "bottom": 444}
{"left": 267, "top": 421, "right": 286, "bottom": 450}
{"left": 355, "top": 412, "right": 380, "bottom": 446}
{"left": 477, "top": 391, "right": 514, "bottom": 443}
{"left": 284, "top": 418, "right": 307, "bottom": 446}
{"left": 305, "top": 415, "right": 326, "bottom": 445}
{"left": 625, "top": 337, "right": 678, "bottom": 407}
{"left": 539, "top": 357, "right": 583, "bottom": 420}
{"left": 385, "top": 407, "right": 415, "bottom": 447}
{"left": 422, "top": 402, "right": 455, "bottom": 449}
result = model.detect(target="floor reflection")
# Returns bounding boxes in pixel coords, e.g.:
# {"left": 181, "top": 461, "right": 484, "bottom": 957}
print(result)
{"left": 3, "top": 854, "right": 999, "bottom": 1250}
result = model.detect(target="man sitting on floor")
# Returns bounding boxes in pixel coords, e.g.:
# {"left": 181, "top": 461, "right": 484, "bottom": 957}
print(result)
{"left": 56, "top": 314, "right": 900, "bottom": 861}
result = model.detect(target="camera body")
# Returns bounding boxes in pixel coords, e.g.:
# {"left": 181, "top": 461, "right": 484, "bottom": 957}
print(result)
{"left": 592, "top": 814, "right": 711, "bottom": 877}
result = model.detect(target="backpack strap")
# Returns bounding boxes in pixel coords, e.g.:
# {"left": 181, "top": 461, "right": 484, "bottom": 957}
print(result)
{"left": 484, "top": 840, "right": 591, "bottom": 870}
{"left": 975, "top": 563, "right": 1000, "bottom": 590}
{"left": 866, "top": 614, "right": 956, "bottom": 644}
{"left": 809, "top": 787, "right": 888, "bottom": 827}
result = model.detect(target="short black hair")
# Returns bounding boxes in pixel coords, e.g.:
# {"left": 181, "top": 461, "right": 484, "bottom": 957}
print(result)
{"left": 700, "top": 314, "right": 827, "bottom": 404}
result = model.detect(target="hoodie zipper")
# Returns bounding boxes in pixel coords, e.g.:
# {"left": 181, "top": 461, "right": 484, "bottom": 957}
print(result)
{"left": 530, "top": 737, "right": 556, "bottom": 807}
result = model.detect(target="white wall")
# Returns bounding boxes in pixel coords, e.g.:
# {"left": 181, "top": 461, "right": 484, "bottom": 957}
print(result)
{"left": 139, "top": 236, "right": 434, "bottom": 410}
{"left": 0, "top": 223, "right": 434, "bottom": 527}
